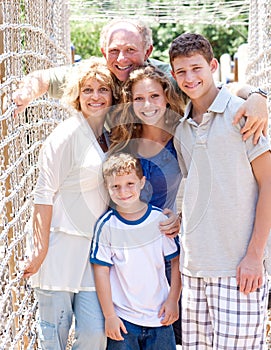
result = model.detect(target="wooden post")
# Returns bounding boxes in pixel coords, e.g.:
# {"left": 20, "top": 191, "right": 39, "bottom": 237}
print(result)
{"left": 220, "top": 53, "right": 232, "bottom": 83}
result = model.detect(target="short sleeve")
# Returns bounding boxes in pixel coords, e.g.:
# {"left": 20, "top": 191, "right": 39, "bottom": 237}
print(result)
{"left": 48, "top": 65, "right": 70, "bottom": 99}
{"left": 245, "top": 134, "right": 271, "bottom": 163}
{"left": 163, "top": 235, "right": 180, "bottom": 261}
{"left": 90, "top": 218, "right": 113, "bottom": 267}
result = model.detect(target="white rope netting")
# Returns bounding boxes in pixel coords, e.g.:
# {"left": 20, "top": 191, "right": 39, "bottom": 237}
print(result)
{"left": 0, "top": 0, "right": 71, "bottom": 348}
{"left": 69, "top": 0, "right": 250, "bottom": 25}
{"left": 0, "top": 0, "right": 270, "bottom": 348}
{"left": 245, "top": 0, "right": 271, "bottom": 118}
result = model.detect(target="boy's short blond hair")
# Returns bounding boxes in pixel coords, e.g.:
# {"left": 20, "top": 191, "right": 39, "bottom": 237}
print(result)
{"left": 169, "top": 32, "right": 214, "bottom": 68}
{"left": 103, "top": 153, "right": 143, "bottom": 182}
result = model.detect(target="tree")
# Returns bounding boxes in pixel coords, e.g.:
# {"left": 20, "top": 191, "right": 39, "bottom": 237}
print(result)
{"left": 151, "top": 22, "right": 248, "bottom": 63}
{"left": 70, "top": 21, "right": 105, "bottom": 59}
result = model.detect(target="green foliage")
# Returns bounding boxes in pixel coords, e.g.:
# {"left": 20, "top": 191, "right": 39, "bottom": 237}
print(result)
{"left": 184, "top": 24, "right": 248, "bottom": 59}
{"left": 151, "top": 23, "right": 185, "bottom": 63}
{"left": 70, "top": 21, "right": 106, "bottom": 59}
{"left": 70, "top": 20, "right": 248, "bottom": 63}
{"left": 151, "top": 23, "right": 248, "bottom": 63}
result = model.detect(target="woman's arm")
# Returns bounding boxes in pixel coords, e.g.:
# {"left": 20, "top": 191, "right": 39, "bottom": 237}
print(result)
{"left": 23, "top": 204, "right": 52, "bottom": 278}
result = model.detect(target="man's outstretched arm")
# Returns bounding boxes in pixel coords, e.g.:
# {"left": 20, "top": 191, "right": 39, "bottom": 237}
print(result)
{"left": 13, "top": 70, "right": 50, "bottom": 116}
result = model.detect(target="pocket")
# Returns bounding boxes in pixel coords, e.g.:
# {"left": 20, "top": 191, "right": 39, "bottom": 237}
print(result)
{"left": 38, "top": 320, "right": 56, "bottom": 342}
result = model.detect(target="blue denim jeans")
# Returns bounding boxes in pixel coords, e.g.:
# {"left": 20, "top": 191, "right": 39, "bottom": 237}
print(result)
{"left": 106, "top": 318, "right": 176, "bottom": 350}
{"left": 35, "top": 289, "right": 106, "bottom": 350}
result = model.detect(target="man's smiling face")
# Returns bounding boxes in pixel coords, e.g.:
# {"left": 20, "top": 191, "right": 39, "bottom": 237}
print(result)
{"left": 101, "top": 24, "right": 151, "bottom": 82}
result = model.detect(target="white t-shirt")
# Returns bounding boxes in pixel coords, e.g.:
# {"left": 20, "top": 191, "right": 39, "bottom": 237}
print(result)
{"left": 90, "top": 204, "right": 180, "bottom": 327}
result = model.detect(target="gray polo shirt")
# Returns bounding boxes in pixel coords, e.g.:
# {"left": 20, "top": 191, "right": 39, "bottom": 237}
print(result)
{"left": 174, "top": 86, "right": 271, "bottom": 278}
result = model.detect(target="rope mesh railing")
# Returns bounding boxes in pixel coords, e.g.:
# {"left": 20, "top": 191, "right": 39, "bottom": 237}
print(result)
{"left": 0, "top": 0, "right": 270, "bottom": 348}
{"left": 68, "top": 0, "right": 250, "bottom": 25}
{"left": 245, "top": 0, "right": 271, "bottom": 122}
{"left": 0, "top": 0, "right": 71, "bottom": 348}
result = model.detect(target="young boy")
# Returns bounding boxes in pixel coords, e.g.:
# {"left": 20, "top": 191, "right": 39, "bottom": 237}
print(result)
{"left": 169, "top": 32, "right": 271, "bottom": 349}
{"left": 90, "top": 153, "right": 181, "bottom": 350}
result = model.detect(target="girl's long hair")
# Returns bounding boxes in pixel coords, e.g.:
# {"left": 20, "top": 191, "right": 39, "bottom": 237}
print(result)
{"left": 109, "top": 64, "right": 184, "bottom": 154}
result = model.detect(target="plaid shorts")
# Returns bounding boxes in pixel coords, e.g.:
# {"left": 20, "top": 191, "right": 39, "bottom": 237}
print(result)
{"left": 181, "top": 274, "right": 269, "bottom": 349}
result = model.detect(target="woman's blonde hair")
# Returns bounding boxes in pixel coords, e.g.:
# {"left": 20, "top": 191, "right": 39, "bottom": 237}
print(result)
{"left": 109, "top": 64, "right": 184, "bottom": 153}
{"left": 61, "top": 56, "right": 121, "bottom": 111}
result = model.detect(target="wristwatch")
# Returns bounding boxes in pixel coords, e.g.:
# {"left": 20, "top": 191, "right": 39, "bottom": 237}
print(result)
{"left": 248, "top": 88, "right": 268, "bottom": 98}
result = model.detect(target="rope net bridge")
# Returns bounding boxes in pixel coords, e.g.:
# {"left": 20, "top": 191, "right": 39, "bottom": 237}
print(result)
{"left": 0, "top": 0, "right": 270, "bottom": 348}
{"left": 68, "top": 0, "right": 250, "bottom": 25}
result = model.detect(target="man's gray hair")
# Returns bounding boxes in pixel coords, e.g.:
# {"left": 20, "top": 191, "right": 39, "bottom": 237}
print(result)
{"left": 100, "top": 18, "right": 153, "bottom": 52}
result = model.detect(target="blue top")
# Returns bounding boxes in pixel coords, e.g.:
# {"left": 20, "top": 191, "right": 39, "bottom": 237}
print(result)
{"left": 139, "top": 138, "right": 182, "bottom": 212}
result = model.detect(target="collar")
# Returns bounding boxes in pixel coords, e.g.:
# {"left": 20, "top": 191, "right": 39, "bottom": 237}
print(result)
{"left": 181, "top": 85, "right": 233, "bottom": 123}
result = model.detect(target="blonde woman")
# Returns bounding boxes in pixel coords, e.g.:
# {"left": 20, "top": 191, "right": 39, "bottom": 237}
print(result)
{"left": 23, "top": 57, "right": 120, "bottom": 350}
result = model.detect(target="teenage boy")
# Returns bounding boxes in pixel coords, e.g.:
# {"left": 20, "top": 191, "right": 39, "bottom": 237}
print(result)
{"left": 169, "top": 32, "right": 271, "bottom": 349}
{"left": 90, "top": 153, "right": 182, "bottom": 350}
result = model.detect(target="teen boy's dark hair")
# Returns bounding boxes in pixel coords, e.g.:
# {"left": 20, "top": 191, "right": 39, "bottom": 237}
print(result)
{"left": 169, "top": 32, "right": 214, "bottom": 68}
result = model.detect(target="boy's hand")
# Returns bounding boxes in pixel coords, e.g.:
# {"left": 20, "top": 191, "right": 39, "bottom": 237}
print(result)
{"left": 159, "top": 208, "right": 180, "bottom": 238}
{"left": 233, "top": 93, "right": 268, "bottom": 144}
{"left": 105, "top": 315, "right": 127, "bottom": 341}
{"left": 159, "top": 299, "right": 179, "bottom": 326}
{"left": 236, "top": 254, "right": 264, "bottom": 295}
